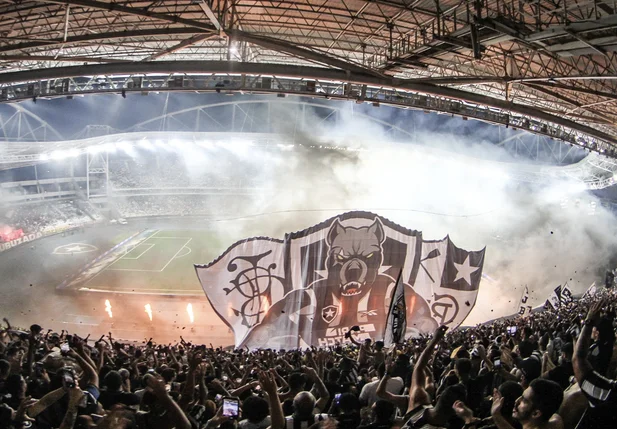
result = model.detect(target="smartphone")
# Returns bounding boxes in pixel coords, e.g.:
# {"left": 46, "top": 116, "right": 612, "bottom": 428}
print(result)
{"left": 60, "top": 343, "right": 70, "bottom": 354}
{"left": 334, "top": 393, "right": 342, "bottom": 405}
{"left": 493, "top": 359, "right": 501, "bottom": 369}
{"left": 222, "top": 397, "right": 239, "bottom": 418}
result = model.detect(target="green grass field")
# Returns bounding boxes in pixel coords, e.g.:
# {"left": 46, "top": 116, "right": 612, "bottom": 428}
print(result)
{"left": 76, "top": 229, "right": 226, "bottom": 295}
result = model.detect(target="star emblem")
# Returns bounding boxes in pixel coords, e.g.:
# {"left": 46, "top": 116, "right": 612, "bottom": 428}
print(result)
{"left": 53, "top": 243, "right": 98, "bottom": 254}
{"left": 453, "top": 255, "right": 479, "bottom": 286}
{"left": 321, "top": 305, "right": 339, "bottom": 323}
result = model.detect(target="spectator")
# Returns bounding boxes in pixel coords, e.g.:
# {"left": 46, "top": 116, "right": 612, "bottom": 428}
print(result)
{"left": 359, "top": 363, "right": 403, "bottom": 408}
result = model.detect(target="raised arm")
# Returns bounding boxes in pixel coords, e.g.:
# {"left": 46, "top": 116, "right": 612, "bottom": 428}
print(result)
{"left": 573, "top": 299, "right": 604, "bottom": 383}
{"left": 66, "top": 348, "right": 99, "bottom": 388}
{"left": 375, "top": 357, "right": 408, "bottom": 411}
{"left": 303, "top": 366, "right": 330, "bottom": 412}
{"left": 146, "top": 374, "right": 191, "bottom": 429}
{"left": 409, "top": 325, "right": 447, "bottom": 410}
{"left": 178, "top": 352, "right": 201, "bottom": 410}
{"left": 260, "top": 370, "right": 285, "bottom": 429}
{"left": 59, "top": 387, "right": 84, "bottom": 429}
{"left": 27, "top": 387, "right": 66, "bottom": 418}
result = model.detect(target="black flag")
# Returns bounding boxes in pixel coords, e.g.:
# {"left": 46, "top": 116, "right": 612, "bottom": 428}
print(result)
{"left": 384, "top": 269, "right": 406, "bottom": 346}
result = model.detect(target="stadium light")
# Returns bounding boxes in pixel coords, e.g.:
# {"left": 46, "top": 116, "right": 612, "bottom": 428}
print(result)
{"left": 115, "top": 141, "right": 136, "bottom": 155}
{"left": 138, "top": 139, "right": 154, "bottom": 150}
{"left": 87, "top": 145, "right": 104, "bottom": 154}
{"left": 50, "top": 150, "right": 68, "bottom": 160}
{"left": 39, "top": 153, "right": 49, "bottom": 161}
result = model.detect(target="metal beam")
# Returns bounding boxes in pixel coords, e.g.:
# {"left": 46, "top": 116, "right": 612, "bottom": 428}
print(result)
{"left": 565, "top": 30, "right": 609, "bottom": 58}
{"left": 0, "top": 61, "right": 614, "bottom": 146}
{"left": 197, "top": 0, "right": 224, "bottom": 33}
{"left": 34, "top": 0, "right": 217, "bottom": 31}
{"left": 0, "top": 55, "right": 131, "bottom": 64}
{"left": 0, "top": 28, "right": 205, "bottom": 54}
{"left": 230, "top": 30, "right": 386, "bottom": 77}
{"left": 142, "top": 34, "right": 220, "bottom": 62}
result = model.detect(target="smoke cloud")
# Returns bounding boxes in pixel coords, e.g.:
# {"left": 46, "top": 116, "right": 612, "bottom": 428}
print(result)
{"left": 200, "top": 101, "right": 617, "bottom": 324}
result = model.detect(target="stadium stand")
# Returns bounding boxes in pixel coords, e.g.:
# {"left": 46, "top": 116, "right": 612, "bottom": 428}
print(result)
{"left": 0, "top": 288, "right": 615, "bottom": 428}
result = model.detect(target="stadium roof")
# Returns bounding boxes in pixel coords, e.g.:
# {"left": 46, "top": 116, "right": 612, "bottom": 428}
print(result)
{"left": 0, "top": 1, "right": 616, "bottom": 153}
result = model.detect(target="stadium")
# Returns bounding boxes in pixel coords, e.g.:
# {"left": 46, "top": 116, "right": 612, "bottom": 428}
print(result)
{"left": 1, "top": 0, "right": 617, "bottom": 349}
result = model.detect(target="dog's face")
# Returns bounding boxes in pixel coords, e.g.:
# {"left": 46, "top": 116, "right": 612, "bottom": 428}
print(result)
{"left": 326, "top": 219, "right": 385, "bottom": 297}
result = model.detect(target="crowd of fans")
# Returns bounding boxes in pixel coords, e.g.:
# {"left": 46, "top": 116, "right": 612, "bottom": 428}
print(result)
{"left": 111, "top": 196, "right": 244, "bottom": 218}
{"left": 0, "top": 201, "right": 100, "bottom": 238}
{"left": 1, "top": 287, "right": 616, "bottom": 429}
{"left": 108, "top": 154, "right": 262, "bottom": 191}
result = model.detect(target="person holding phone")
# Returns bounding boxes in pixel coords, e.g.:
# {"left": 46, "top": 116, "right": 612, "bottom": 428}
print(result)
{"left": 222, "top": 397, "right": 240, "bottom": 419}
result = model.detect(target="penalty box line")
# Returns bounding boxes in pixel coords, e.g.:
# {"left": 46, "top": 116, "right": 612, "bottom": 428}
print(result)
{"left": 122, "top": 243, "right": 155, "bottom": 260}
{"left": 107, "top": 237, "right": 190, "bottom": 272}
{"left": 159, "top": 238, "right": 192, "bottom": 272}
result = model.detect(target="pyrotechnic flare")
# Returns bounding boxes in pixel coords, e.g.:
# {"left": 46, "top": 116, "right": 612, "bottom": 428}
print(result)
{"left": 187, "top": 303, "right": 194, "bottom": 323}
{"left": 105, "top": 300, "right": 113, "bottom": 318}
{"left": 145, "top": 304, "right": 153, "bottom": 321}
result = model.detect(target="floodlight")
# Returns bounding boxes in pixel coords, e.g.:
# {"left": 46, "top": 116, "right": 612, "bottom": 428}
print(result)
{"left": 50, "top": 150, "right": 67, "bottom": 160}
{"left": 138, "top": 140, "right": 154, "bottom": 150}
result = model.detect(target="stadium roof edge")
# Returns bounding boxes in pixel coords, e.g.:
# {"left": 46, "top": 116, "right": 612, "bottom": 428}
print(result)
{"left": 0, "top": 61, "right": 616, "bottom": 151}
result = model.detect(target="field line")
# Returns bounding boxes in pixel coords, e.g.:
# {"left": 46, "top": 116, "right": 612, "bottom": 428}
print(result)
{"left": 79, "top": 287, "right": 204, "bottom": 296}
{"left": 123, "top": 243, "right": 155, "bottom": 260}
{"left": 147, "top": 237, "right": 193, "bottom": 240}
{"left": 159, "top": 238, "right": 192, "bottom": 272}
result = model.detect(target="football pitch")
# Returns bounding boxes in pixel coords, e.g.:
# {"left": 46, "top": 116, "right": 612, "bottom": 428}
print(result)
{"left": 68, "top": 229, "right": 226, "bottom": 296}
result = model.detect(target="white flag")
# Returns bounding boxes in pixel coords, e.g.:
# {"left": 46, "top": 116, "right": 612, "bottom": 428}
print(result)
{"left": 518, "top": 285, "right": 532, "bottom": 317}
{"left": 582, "top": 282, "right": 597, "bottom": 299}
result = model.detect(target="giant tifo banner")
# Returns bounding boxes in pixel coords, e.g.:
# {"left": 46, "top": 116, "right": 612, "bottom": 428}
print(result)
{"left": 195, "top": 212, "right": 485, "bottom": 349}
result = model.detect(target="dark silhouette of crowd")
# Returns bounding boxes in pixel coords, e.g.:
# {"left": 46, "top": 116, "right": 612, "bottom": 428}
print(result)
{"left": 1, "top": 288, "right": 616, "bottom": 429}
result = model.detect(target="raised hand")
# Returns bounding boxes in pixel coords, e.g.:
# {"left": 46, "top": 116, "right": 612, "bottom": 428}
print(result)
{"left": 586, "top": 299, "right": 606, "bottom": 325}
{"left": 434, "top": 325, "right": 448, "bottom": 340}
{"left": 301, "top": 365, "right": 318, "bottom": 379}
{"left": 145, "top": 374, "right": 168, "bottom": 398}
{"left": 189, "top": 352, "right": 202, "bottom": 370}
{"left": 452, "top": 400, "right": 473, "bottom": 421}
{"left": 491, "top": 391, "right": 504, "bottom": 417}
{"left": 15, "top": 397, "right": 37, "bottom": 423}
{"left": 258, "top": 369, "right": 278, "bottom": 395}
{"left": 384, "top": 355, "right": 394, "bottom": 375}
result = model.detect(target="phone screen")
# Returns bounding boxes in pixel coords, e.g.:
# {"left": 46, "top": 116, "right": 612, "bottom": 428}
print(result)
{"left": 222, "top": 398, "right": 239, "bottom": 418}
{"left": 494, "top": 359, "right": 501, "bottom": 369}
{"left": 334, "top": 393, "right": 342, "bottom": 404}
{"left": 61, "top": 343, "right": 70, "bottom": 353}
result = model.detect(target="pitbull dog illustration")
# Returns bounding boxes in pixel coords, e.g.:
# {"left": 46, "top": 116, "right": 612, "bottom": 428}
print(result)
{"left": 325, "top": 218, "right": 385, "bottom": 299}
{"left": 240, "top": 218, "right": 437, "bottom": 349}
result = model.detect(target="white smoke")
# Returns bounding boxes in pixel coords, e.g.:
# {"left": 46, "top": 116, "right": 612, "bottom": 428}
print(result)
{"left": 198, "top": 102, "right": 617, "bottom": 324}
